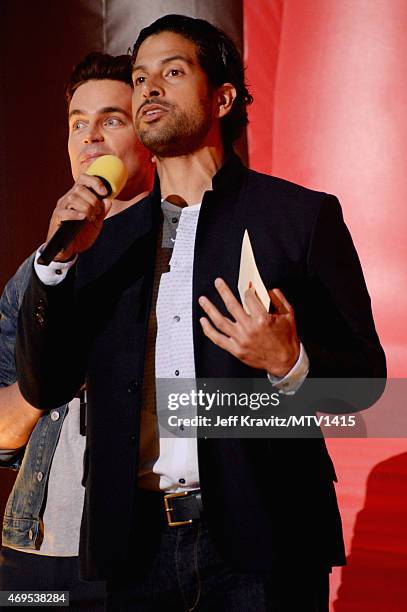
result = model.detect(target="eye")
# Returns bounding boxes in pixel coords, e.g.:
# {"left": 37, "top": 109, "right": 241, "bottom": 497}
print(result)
{"left": 133, "top": 75, "right": 146, "bottom": 86}
{"left": 104, "top": 117, "right": 123, "bottom": 127}
{"left": 166, "top": 68, "right": 183, "bottom": 78}
{"left": 71, "top": 120, "right": 86, "bottom": 131}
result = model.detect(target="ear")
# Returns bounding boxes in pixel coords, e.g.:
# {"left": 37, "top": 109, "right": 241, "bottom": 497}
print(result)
{"left": 215, "top": 82, "right": 237, "bottom": 119}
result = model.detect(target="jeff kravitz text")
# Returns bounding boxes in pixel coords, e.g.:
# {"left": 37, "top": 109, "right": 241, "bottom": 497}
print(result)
{"left": 167, "top": 414, "right": 357, "bottom": 428}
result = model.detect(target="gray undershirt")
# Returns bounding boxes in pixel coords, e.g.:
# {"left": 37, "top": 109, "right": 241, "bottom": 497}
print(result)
{"left": 10, "top": 398, "right": 85, "bottom": 556}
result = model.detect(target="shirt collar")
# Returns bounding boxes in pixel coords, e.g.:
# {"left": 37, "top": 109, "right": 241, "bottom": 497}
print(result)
{"left": 151, "top": 151, "right": 247, "bottom": 204}
{"left": 211, "top": 151, "right": 247, "bottom": 193}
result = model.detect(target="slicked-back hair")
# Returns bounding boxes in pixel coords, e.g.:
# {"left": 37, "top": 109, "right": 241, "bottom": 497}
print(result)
{"left": 65, "top": 52, "right": 133, "bottom": 106}
{"left": 131, "top": 14, "right": 253, "bottom": 151}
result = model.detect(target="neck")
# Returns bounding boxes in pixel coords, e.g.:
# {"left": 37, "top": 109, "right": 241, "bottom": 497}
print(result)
{"left": 156, "top": 145, "right": 225, "bottom": 206}
{"left": 106, "top": 164, "right": 153, "bottom": 217}
{"left": 106, "top": 191, "right": 149, "bottom": 218}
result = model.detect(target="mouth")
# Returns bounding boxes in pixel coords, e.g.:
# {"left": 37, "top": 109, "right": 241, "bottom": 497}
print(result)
{"left": 140, "top": 104, "right": 169, "bottom": 123}
{"left": 79, "top": 152, "right": 108, "bottom": 166}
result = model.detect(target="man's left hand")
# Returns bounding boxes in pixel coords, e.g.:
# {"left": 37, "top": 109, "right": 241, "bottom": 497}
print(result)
{"left": 198, "top": 278, "right": 300, "bottom": 377}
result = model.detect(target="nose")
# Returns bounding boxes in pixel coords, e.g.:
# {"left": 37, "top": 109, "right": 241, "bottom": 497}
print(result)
{"left": 83, "top": 122, "right": 103, "bottom": 143}
{"left": 141, "top": 75, "right": 164, "bottom": 99}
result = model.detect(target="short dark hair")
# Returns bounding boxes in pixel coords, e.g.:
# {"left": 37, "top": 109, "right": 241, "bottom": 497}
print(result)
{"left": 131, "top": 14, "right": 253, "bottom": 150}
{"left": 65, "top": 52, "right": 133, "bottom": 105}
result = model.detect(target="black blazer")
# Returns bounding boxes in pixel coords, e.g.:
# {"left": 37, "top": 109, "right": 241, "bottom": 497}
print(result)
{"left": 16, "top": 154, "right": 386, "bottom": 580}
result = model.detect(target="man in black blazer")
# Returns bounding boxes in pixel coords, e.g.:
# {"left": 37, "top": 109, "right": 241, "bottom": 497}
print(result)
{"left": 16, "top": 14, "right": 386, "bottom": 612}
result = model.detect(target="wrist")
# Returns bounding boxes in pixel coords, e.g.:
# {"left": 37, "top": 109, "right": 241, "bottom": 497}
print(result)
{"left": 53, "top": 249, "right": 77, "bottom": 263}
{"left": 267, "top": 341, "right": 300, "bottom": 377}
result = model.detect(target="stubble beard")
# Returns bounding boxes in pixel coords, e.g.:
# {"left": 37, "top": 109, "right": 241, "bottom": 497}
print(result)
{"left": 136, "top": 102, "right": 213, "bottom": 157}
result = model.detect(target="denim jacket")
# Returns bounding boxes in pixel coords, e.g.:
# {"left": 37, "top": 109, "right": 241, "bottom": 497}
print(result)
{"left": 0, "top": 254, "right": 67, "bottom": 549}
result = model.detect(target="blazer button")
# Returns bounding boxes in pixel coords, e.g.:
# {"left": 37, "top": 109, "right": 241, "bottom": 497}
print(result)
{"left": 127, "top": 381, "right": 140, "bottom": 393}
{"left": 37, "top": 472, "right": 44, "bottom": 482}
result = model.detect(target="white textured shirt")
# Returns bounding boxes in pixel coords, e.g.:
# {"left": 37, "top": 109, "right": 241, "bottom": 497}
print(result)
{"left": 153, "top": 202, "right": 201, "bottom": 491}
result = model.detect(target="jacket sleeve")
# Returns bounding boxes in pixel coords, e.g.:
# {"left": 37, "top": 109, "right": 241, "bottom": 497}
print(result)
{"left": 0, "top": 272, "right": 19, "bottom": 388}
{"left": 15, "top": 263, "right": 85, "bottom": 411}
{"left": 304, "top": 194, "right": 386, "bottom": 379}
{"left": 0, "top": 256, "right": 34, "bottom": 468}
{"left": 0, "top": 254, "right": 37, "bottom": 387}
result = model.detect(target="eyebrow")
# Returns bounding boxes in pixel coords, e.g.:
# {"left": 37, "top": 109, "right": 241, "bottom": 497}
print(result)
{"left": 132, "top": 54, "right": 194, "bottom": 73}
{"left": 68, "top": 106, "right": 131, "bottom": 121}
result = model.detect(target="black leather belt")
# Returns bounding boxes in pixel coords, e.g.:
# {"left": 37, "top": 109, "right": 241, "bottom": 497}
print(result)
{"left": 163, "top": 490, "right": 203, "bottom": 527}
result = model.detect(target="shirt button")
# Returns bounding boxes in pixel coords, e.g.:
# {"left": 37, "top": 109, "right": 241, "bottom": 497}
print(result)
{"left": 55, "top": 269, "right": 62, "bottom": 275}
{"left": 50, "top": 410, "right": 60, "bottom": 421}
{"left": 178, "top": 478, "right": 186, "bottom": 484}
{"left": 28, "top": 529, "right": 34, "bottom": 540}
{"left": 37, "top": 472, "right": 44, "bottom": 482}
{"left": 175, "top": 370, "right": 180, "bottom": 376}
{"left": 173, "top": 315, "right": 180, "bottom": 323}
{"left": 172, "top": 217, "right": 178, "bottom": 224}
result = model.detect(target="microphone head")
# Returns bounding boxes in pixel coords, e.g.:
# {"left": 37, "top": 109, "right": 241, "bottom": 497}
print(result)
{"left": 85, "top": 155, "right": 128, "bottom": 198}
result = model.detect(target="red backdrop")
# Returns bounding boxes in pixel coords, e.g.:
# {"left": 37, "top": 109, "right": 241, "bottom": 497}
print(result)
{"left": 245, "top": 1, "right": 407, "bottom": 609}
{"left": 1, "top": 1, "right": 406, "bottom": 607}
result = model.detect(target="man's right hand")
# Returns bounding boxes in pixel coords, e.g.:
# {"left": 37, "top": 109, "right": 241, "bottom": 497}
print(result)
{"left": 46, "top": 174, "right": 112, "bottom": 262}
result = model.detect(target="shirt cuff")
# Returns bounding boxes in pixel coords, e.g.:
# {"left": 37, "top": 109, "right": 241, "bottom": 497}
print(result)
{"left": 34, "top": 245, "right": 77, "bottom": 286}
{"left": 267, "top": 343, "right": 309, "bottom": 395}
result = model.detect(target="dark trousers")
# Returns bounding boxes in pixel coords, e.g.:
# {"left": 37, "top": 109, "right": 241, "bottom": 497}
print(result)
{"left": 0, "top": 547, "right": 105, "bottom": 611}
{"left": 107, "top": 492, "right": 330, "bottom": 612}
